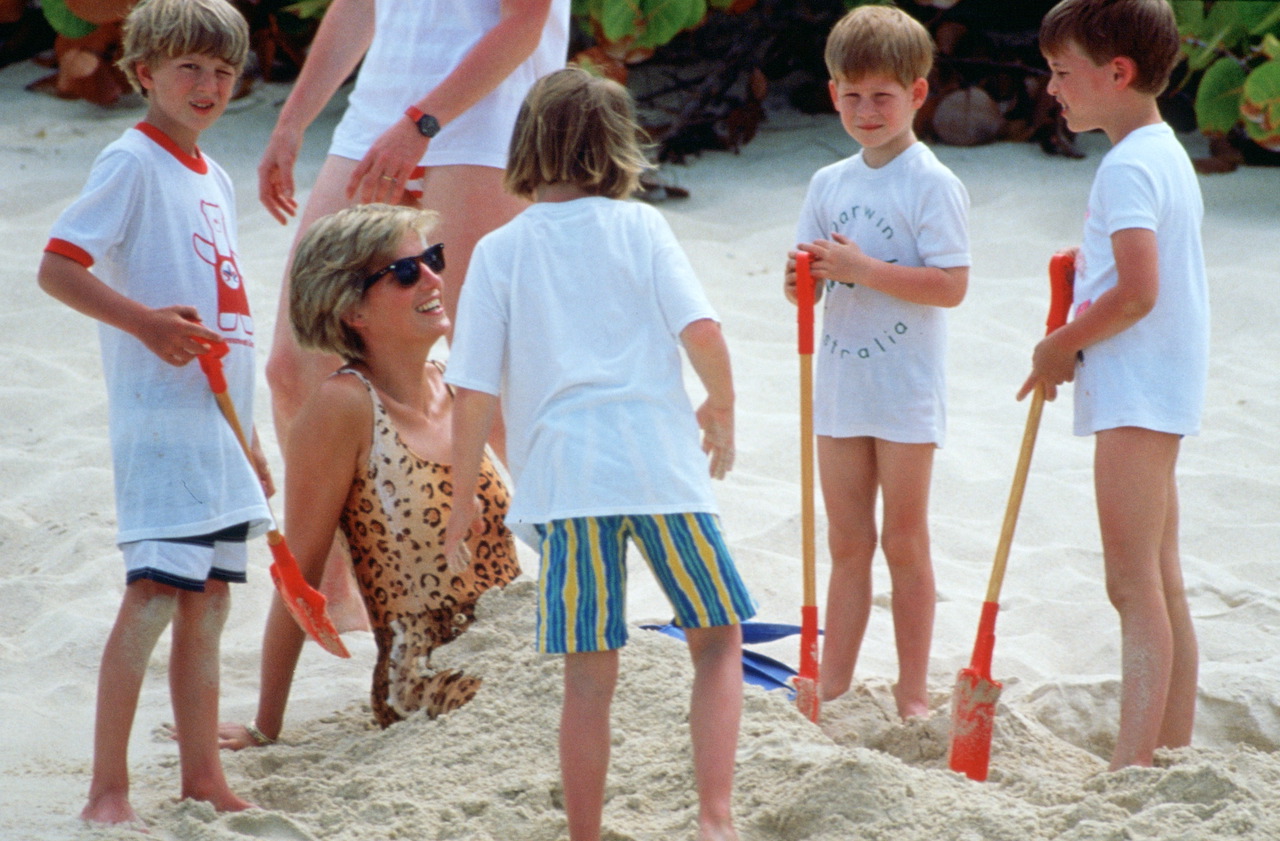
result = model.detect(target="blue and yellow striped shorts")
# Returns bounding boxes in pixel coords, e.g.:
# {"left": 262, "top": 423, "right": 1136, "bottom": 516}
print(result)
{"left": 534, "top": 513, "right": 756, "bottom": 653}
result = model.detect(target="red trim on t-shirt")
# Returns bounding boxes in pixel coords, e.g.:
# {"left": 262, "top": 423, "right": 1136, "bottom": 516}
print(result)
{"left": 135, "top": 122, "right": 208, "bottom": 174}
{"left": 45, "top": 237, "right": 94, "bottom": 268}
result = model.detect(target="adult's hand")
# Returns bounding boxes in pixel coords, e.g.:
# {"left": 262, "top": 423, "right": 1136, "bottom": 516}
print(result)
{"left": 346, "top": 119, "right": 428, "bottom": 205}
{"left": 257, "top": 125, "right": 303, "bottom": 224}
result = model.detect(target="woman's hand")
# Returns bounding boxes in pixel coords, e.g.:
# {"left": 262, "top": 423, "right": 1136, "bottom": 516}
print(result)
{"left": 217, "top": 721, "right": 275, "bottom": 751}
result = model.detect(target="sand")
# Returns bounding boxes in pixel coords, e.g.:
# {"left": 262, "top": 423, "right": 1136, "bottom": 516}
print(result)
{"left": 2, "top": 58, "right": 1279, "bottom": 840}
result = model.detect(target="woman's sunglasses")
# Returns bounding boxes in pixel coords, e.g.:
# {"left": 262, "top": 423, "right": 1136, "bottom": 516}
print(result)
{"left": 360, "top": 243, "right": 445, "bottom": 292}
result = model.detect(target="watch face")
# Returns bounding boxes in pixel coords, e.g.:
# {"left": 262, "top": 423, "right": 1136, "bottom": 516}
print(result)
{"left": 416, "top": 113, "right": 440, "bottom": 138}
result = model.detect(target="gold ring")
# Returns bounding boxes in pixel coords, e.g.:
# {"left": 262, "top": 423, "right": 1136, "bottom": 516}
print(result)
{"left": 380, "top": 175, "right": 396, "bottom": 181}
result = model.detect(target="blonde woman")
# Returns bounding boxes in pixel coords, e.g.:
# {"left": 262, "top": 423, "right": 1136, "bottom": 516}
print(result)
{"left": 220, "top": 204, "right": 519, "bottom": 749}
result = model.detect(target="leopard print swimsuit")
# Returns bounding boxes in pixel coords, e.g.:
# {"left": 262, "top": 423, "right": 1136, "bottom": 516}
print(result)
{"left": 337, "top": 368, "right": 520, "bottom": 727}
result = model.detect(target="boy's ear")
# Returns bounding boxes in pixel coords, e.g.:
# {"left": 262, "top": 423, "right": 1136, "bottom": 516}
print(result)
{"left": 1111, "top": 55, "right": 1138, "bottom": 90}
{"left": 134, "top": 60, "right": 154, "bottom": 92}
{"left": 828, "top": 79, "right": 839, "bottom": 110}
{"left": 911, "top": 77, "right": 928, "bottom": 108}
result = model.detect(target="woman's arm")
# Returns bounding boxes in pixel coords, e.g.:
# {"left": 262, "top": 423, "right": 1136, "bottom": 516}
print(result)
{"left": 221, "top": 376, "right": 368, "bottom": 747}
{"left": 258, "top": 0, "right": 376, "bottom": 222}
{"left": 348, "top": 0, "right": 555, "bottom": 203}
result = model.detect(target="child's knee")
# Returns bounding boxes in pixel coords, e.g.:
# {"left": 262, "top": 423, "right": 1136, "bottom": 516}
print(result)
{"left": 685, "top": 623, "right": 742, "bottom": 662}
{"left": 879, "top": 524, "right": 929, "bottom": 569}
{"left": 563, "top": 650, "right": 619, "bottom": 698}
{"left": 828, "top": 522, "right": 877, "bottom": 564}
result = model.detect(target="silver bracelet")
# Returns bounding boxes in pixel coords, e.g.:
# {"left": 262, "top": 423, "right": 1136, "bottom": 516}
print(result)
{"left": 245, "top": 720, "right": 276, "bottom": 746}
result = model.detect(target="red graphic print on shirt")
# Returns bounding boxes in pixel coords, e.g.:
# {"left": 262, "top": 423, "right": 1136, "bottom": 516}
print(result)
{"left": 193, "top": 200, "right": 253, "bottom": 336}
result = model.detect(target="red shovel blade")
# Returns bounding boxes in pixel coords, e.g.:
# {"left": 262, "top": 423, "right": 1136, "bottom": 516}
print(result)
{"left": 948, "top": 667, "right": 1002, "bottom": 781}
{"left": 267, "top": 533, "right": 350, "bottom": 659}
{"left": 794, "top": 604, "right": 821, "bottom": 723}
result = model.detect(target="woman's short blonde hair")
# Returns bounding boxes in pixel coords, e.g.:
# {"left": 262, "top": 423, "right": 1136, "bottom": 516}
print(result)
{"left": 824, "top": 4, "right": 934, "bottom": 88}
{"left": 290, "top": 204, "right": 440, "bottom": 363}
{"left": 504, "top": 66, "right": 651, "bottom": 201}
{"left": 117, "top": 0, "right": 249, "bottom": 95}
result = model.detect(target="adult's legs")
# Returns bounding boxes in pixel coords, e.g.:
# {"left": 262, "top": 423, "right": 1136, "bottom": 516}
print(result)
{"left": 416, "top": 164, "right": 529, "bottom": 329}
{"left": 684, "top": 624, "right": 743, "bottom": 841}
{"left": 874, "top": 439, "right": 937, "bottom": 719}
{"left": 560, "top": 649, "right": 619, "bottom": 841}
{"left": 418, "top": 164, "right": 527, "bottom": 461}
{"left": 169, "top": 581, "right": 251, "bottom": 810}
{"left": 816, "top": 436, "right": 879, "bottom": 701}
{"left": 81, "top": 581, "right": 177, "bottom": 825}
{"left": 1095, "top": 426, "right": 1183, "bottom": 769}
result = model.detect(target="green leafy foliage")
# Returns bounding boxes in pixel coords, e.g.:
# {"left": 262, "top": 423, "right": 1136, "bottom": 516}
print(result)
{"left": 282, "top": 0, "right": 333, "bottom": 21}
{"left": 1176, "top": 0, "right": 1280, "bottom": 149}
{"left": 574, "top": 0, "right": 741, "bottom": 52}
{"left": 1194, "top": 57, "right": 1248, "bottom": 133}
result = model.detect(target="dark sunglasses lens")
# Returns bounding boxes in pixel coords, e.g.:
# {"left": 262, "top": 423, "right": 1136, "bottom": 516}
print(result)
{"left": 424, "top": 243, "right": 445, "bottom": 274}
{"left": 390, "top": 256, "right": 420, "bottom": 286}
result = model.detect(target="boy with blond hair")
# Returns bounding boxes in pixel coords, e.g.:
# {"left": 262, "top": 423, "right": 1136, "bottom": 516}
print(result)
{"left": 38, "top": 0, "right": 271, "bottom": 825}
{"left": 786, "top": 4, "right": 970, "bottom": 718}
{"left": 1020, "top": 0, "right": 1207, "bottom": 770}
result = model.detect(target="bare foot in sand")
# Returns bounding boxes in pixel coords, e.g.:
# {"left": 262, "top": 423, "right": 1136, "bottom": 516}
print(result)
{"left": 893, "top": 684, "right": 930, "bottom": 721}
{"left": 81, "top": 791, "right": 146, "bottom": 830}
{"left": 181, "top": 784, "right": 255, "bottom": 813}
{"left": 698, "top": 819, "right": 740, "bottom": 841}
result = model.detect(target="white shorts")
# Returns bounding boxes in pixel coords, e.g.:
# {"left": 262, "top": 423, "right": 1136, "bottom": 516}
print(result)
{"left": 121, "top": 523, "right": 250, "bottom": 592}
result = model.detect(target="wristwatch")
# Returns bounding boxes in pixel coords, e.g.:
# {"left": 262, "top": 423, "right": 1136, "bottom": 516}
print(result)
{"left": 405, "top": 106, "right": 441, "bottom": 138}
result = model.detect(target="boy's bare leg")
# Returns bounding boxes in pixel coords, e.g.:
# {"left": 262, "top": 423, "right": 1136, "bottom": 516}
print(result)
{"left": 816, "top": 436, "right": 878, "bottom": 702}
{"left": 876, "top": 439, "right": 936, "bottom": 720}
{"left": 561, "top": 649, "right": 619, "bottom": 841}
{"left": 1156, "top": 470, "right": 1198, "bottom": 750}
{"left": 81, "top": 581, "right": 177, "bottom": 825}
{"left": 170, "top": 582, "right": 251, "bottom": 811}
{"left": 684, "top": 624, "right": 743, "bottom": 841}
{"left": 1096, "top": 427, "right": 1182, "bottom": 769}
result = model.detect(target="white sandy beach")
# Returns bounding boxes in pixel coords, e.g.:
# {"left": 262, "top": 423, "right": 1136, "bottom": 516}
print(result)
{"left": 2, "top": 56, "right": 1279, "bottom": 840}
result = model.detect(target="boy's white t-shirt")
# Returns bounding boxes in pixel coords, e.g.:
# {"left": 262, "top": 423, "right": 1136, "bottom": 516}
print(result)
{"left": 1072, "top": 122, "right": 1209, "bottom": 436}
{"left": 446, "top": 197, "right": 718, "bottom": 543}
{"left": 796, "top": 142, "right": 970, "bottom": 445}
{"left": 46, "top": 124, "right": 271, "bottom": 545}
{"left": 330, "top": 0, "right": 570, "bottom": 169}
